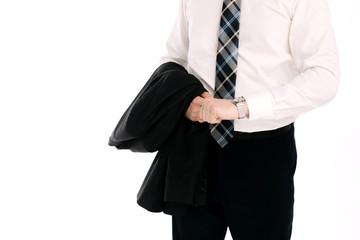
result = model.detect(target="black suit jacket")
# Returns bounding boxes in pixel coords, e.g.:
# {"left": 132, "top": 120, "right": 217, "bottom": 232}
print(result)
{"left": 108, "top": 62, "right": 218, "bottom": 216}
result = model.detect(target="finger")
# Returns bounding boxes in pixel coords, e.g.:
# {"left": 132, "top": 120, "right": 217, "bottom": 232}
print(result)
{"left": 201, "top": 92, "right": 213, "bottom": 99}
{"left": 213, "top": 117, "right": 221, "bottom": 124}
{"left": 207, "top": 102, "right": 220, "bottom": 124}
{"left": 185, "top": 112, "right": 197, "bottom": 122}
{"left": 192, "top": 110, "right": 201, "bottom": 121}
{"left": 193, "top": 96, "right": 205, "bottom": 105}
{"left": 205, "top": 101, "right": 212, "bottom": 123}
{"left": 185, "top": 101, "right": 200, "bottom": 121}
{"left": 200, "top": 103, "right": 205, "bottom": 122}
{"left": 192, "top": 96, "right": 201, "bottom": 104}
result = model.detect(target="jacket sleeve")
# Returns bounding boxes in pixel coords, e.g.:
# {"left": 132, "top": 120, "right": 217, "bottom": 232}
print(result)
{"left": 245, "top": 0, "right": 340, "bottom": 120}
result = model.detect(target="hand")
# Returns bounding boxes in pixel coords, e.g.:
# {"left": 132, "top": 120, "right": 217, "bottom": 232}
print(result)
{"left": 185, "top": 92, "right": 213, "bottom": 122}
{"left": 199, "top": 98, "right": 239, "bottom": 124}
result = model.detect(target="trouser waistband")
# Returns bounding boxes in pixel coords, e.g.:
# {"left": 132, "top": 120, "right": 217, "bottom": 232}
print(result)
{"left": 232, "top": 123, "right": 294, "bottom": 141}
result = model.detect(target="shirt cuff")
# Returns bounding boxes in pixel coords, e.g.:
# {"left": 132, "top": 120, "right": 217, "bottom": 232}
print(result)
{"left": 244, "top": 90, "right": 275, "bottom": 120}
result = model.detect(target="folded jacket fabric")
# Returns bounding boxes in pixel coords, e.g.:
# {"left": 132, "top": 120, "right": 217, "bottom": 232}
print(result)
{"left": 108, "top": 62, "right": 217, "bottom": 216}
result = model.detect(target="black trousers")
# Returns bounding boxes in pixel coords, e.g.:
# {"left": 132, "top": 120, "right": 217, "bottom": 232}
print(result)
{"left": 173, "top": 124, "right": 297, "bottom": 240}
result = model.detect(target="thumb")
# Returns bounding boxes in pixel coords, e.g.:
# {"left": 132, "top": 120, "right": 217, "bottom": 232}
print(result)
{"left": 201, "top": 92, "right": 213, "bottom": 99}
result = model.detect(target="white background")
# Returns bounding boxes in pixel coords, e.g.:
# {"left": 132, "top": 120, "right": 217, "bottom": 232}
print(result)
{"left": 0, "top": 0, "right": 359, "bottom": 239}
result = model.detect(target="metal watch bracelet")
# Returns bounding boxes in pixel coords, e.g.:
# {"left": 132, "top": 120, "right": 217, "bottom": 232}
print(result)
{"left": 232, "top": 96, "right": 246, "bottom": 119}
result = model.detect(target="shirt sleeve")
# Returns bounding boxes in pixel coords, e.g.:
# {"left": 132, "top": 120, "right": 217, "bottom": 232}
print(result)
{"left": 245, "top": 0, "right": 340, "bottom": 120}
{"left": 159, "top": 0, "right": 189, "bottom": 69}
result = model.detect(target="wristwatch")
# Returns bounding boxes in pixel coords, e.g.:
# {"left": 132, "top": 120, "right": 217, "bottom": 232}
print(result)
{"left": 232, "top": 96, "right": 247, "bottom": 119}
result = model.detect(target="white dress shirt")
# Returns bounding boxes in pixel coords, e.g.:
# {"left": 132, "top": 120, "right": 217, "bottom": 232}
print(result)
{"left": 160, "top": 0, "right": 340, "bottom": 132}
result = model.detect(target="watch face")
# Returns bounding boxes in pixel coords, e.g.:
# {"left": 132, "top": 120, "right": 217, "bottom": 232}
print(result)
{"left": 234, "top": 97, "right": 245, "bottom": 103}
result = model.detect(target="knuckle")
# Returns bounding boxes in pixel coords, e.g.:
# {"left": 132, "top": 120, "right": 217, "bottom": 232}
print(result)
{"left": 193, "top": 96, "right": 201, "bottom": 104}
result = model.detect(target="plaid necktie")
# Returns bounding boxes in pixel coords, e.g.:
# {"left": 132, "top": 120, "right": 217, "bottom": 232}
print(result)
{"left": 210, "top": 0, "right": 240, "bottom": 148}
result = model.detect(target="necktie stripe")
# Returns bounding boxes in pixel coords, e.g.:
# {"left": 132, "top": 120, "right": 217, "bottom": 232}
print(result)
{"left": 216, "top": 46, "right": 238, "bottom": 74}
{"left": 221, "top": 0, "right": 238, "bottom": 14}
{"left": 216, "top": 68, "right": 237, "bottom": 90}
{"left": 217, "top": 29, "right": 240, "bottom": 54}
{"left": 219, "top": 13, "right": 240, "bottom": 39}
